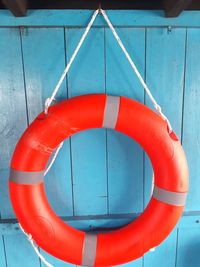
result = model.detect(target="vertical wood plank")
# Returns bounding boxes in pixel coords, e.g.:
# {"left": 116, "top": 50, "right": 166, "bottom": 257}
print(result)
{"left": 4, "top": 234, "right": 40, "bottom": 267}
{"left": 66, "top": 28, "right": 107, "bottom": 216}
{"left": 145, "top": 28, "right": 186, "bottom": 206}
{"left": 0, "top": 28, "right": 27, "bottom": 219}
{"left": 176, "top": 227, "right": 200, "bottom": 267}
{"left": 21, "top": 27, "right": 67, "bottom": 121}
{"left": 182, "top": 29, "right": 200, "bottom": 212}
{"left": 105, "top": 28, "right": 145, "bottom": 214}
{"left": 21, "top": 27, "right": 73, "bottom": 216}
{"left": 143, "top": 229, "right": 177, "bottom": 267}
{"left": 0, "top": 236, "right": 6, "bottom": 267}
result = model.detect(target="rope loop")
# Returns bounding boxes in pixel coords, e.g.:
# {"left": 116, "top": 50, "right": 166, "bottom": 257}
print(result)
{"left": 20, "top": 8, "right": 173, "bottom": 267}
{"left": 44, "top": 7, "right": 172, "bottom": 130}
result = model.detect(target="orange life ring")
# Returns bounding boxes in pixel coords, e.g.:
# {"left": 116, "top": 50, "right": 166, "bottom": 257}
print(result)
{"left": 9, "top": 94, "right": 188, "bottom": 266}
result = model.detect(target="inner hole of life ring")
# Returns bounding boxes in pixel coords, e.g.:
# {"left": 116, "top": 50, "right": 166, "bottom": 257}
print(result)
{"left": 44, "top": 128, "right": 153, "bottom": 232}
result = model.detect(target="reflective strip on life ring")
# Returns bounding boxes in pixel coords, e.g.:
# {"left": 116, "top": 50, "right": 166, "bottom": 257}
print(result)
{"left": 153, "top": 186, "right": 187, "bottom": 206}
{"left": 9, "top": 94, "right": 188, "bottom": 266}
{"left": 82, "top": 234, "right": 97, "bottom": 266}
{"left": 9, "top": 169, "right": 44, "bottom": 184}
{"left": 102, "top": 95, "right": 120, "bottom": 129}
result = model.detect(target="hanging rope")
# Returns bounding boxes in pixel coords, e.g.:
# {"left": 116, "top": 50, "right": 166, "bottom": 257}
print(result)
{"left": 44, "top": 8, "right": 99, "bottom": 114}
{"left": 19, "top": 8, "right": 172, "bottom": 266}
{"left": 100, "top": 9, "right": 172, "bottom": 132}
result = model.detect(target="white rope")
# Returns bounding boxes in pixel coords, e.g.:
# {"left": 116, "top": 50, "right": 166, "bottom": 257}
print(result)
{"left": 19, "top": 224, "right": 54, "bottom": 267}
{"left": 100, "top": 9, "right": 172, "bottom": 133}
{"left": 44, "top": 8, "right": 99, "bottom": 114}
{"left": 20, "top": 8, "right": 173, "bottom": 266}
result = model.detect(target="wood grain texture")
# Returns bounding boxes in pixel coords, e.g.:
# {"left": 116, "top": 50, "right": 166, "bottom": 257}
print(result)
{"left": 21, "top": 27, "right": 73, "bottom": 216}
{"left": 105, "top": 28, "right": 145, "bottom": 214}
{"left": 182, "top": 29, "right": 200, "bottom": 212}
{"left": 0, "top": 28, "right": 27, "bottom": 219}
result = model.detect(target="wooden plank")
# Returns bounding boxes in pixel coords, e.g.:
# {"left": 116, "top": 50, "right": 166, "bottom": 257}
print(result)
{"left": 66, "top": 28, "right": 107, "bottom": 216}
{"left": 1, "top": 10, "right": 200, "bottom": 27}
{"left": 21, "top": 27, "right": 73, "bottom": 216}
{"left": 145, "top": 28, "right": 186, "bottom": 206}
{"left": 2, "top": 0, "right": 27, "bottom": 17}
{"left": 182, "top": 29, "right": 200, "bottom": 212}
{"left": 1, "top": 214, "right": 200, "bottom": 235}
{"left": 0, "top": 216, "right": 135, "bottom": 235}
{"left": 3, "top": 234, "right": 40, "bottom": 267}
{"left": 0, "top": 28, "right": 28, "bottom": 219}
{"left": 163, "top": 0, "right": 193, "bottom": 17}
{"left": 144, "top": 229, "right": 177, "bottom": 266}
{"left": 105, "top": 28, "right": 145, "bottom": 214}
{"left": 176, "top": 227, "right": 200, "bottom": 267}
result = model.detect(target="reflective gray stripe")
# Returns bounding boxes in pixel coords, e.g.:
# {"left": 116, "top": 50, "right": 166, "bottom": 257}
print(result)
{"left": 153, "top": 186, "right": 187, "bottom": 206}
{"left": 82, "top": 233, "right": 97, "bottom": 267}
{"left": 102, "top": 95, "right": 120, "bottom": 129}
{"left": 9, "top": 169, "right": 44, "bottom": 185}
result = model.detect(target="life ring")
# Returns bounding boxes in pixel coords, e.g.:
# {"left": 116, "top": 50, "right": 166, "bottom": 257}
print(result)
{"left": 9, "top": 94, "right": 188, "bottom": 266}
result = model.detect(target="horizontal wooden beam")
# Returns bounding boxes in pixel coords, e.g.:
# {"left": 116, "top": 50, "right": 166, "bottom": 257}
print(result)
{"left": 163, "top": 0, "right": 193, "bottom": 17}
{"left": 2, "top": 0, "right": 27, "bottom": 17}
{"left": 1, "top": 10, "right": 200, "bottom": 27}
{"left": 0, "top": 213, "right": 199, "bottom": 235}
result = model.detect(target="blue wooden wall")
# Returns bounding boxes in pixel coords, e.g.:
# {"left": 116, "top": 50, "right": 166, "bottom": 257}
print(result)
{"left": 0, "top": 9, "right": 200, "bottom": 267}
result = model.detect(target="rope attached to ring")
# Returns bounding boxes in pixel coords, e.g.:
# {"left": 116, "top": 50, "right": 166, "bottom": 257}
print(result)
{"left": 19, "top": 8, "right": 172, "bottom": 267}
{"left": 19, "top": 224, "right": 54, "bottom": 267}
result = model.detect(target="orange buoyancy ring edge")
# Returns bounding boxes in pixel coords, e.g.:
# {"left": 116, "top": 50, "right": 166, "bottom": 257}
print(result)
{"left": 9, "top": 94, "right": 188, "bottom": 266}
